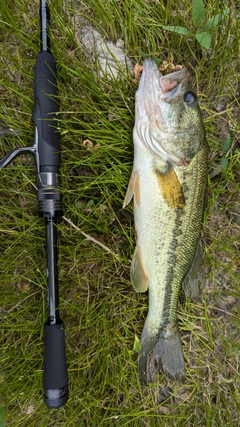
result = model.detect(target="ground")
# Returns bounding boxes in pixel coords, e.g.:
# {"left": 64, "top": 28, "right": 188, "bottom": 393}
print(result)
{"left": 0, "top": 1, "right": 239, "bottom": 426}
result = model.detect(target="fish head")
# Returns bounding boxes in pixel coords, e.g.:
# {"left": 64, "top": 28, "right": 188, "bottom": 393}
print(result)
{"left": 134, "top": 58, "right": 205, "bottom": 165}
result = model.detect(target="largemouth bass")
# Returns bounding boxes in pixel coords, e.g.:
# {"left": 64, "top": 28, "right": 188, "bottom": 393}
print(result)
{"left": 124, "top": 58, "right": 208, "bottom": 385}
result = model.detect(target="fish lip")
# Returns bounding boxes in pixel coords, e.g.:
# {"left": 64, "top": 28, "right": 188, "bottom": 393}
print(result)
{"left": 138, "top": 58, "right": 188, "bottom": 102}
{"left": 137, "top": 58, "right": 162, "bottom": 97}
{"left": 141, "top": 57, "right": 162, "bottom": 78}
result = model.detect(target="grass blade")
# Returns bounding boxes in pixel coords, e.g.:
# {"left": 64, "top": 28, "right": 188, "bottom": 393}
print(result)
{"left": 195, "top": 31, "right": 212, "bottom": 48}
{"left": 0, "top": 408, "right": 6, "bottom": 427}
{"left": 192, "top": 0, "right": 205, "bottom": 27}
{"left": 203, "top": 8, "right": 230, "bottom": 32}
{"left": 162, "top": 25, "right": 190, "bottom": 35}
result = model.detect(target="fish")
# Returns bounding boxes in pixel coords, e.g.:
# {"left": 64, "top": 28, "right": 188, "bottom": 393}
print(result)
{"left": 123, "top": 58, "right": 208, "bottom": 385}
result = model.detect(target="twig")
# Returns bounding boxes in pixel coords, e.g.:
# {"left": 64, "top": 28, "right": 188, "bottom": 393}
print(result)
{"left": 21, "top": 173, "right": 121, "bottom": 261}
{"left": 22, "top": 173, "right": 38, "bottom": 190}
{"left": 62, "top": 215, "right": 121, "bottom": 261}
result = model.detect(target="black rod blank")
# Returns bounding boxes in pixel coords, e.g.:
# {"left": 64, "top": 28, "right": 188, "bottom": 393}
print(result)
{"left": 46, "top": 218, "right": 60, "bottom": 324}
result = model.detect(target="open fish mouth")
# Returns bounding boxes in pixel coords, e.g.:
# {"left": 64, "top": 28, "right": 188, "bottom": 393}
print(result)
{"left": 159, "top": 67, "right": 188, "bottom": 98}
{"left": 137, "top": 58, "right": 188, "bottom": 99}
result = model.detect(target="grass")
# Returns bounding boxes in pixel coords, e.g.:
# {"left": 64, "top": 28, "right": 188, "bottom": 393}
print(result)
{"left": 0, "top": 0, "right": 239, "bottom": 425}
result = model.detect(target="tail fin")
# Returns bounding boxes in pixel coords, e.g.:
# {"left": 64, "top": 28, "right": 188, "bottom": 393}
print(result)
{"left": 138, "top": 325, "right": 185, "bottom": 386}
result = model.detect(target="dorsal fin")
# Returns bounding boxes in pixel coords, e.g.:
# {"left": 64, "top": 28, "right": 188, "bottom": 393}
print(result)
{"left": 182, "top": 240, "right": 205, "bottom": 299}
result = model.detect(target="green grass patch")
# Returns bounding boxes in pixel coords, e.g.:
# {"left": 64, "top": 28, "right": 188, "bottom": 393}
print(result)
{"left": 0, "top": 0, "right": 239, "bottom": 425}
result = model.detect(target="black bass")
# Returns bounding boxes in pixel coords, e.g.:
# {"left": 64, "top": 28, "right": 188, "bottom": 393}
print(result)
{"left": 124, "top": 58, "right": 207, "bottom": 385}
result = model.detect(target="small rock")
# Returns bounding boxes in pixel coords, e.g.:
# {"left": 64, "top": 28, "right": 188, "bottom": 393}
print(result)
{"left": 215, "top": 102, "right": 225, "bottom": 112}
{"left": 79, "top": 26, "right": 134, "bottom": 79}
{"left": 157, "top": 385, "right": 173, "bottom": 404}
{"left": 215, "top": 294, "right": 236, "bottom": 314}
{"left": 158, "top": 405, "right": 170, "bottom": 415}
{"left": 116, "top": 39, "right": 124, "bottom": 49}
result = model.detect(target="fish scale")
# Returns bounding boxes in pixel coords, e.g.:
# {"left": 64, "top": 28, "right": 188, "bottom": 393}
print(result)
{"left": 124, "top": 58, "right": 208, "bottom": 385}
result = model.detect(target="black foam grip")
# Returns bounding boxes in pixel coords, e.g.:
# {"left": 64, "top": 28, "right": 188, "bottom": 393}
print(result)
{"left": 43, "top": 322, "right": 68, "bottom": 397}
{"left": 32, "top": 51, "right": 61, "bottom": 171}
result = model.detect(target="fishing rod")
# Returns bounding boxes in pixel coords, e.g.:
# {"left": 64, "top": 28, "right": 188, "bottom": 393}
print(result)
{"left": 0, "top": 0, "right": 68, "bottom": 409}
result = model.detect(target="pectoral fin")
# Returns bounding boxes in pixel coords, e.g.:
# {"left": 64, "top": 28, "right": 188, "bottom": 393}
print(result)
{"left": 155, "top": 166, "right": 185, "bottom": 209}
{"left": 123, "top": 171, "right": 140, "bottom": 208}
{"left": 182, "top": 240, "right": 205, "bottom": 299}
{"left": 130, "top": 246, "right": 149, "bottom": 292}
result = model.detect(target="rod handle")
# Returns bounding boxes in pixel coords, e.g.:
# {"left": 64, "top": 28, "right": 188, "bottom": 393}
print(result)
{"left": 43, "top": 322, "right": 68, "bottom": 408}
{"left": 32, "top": 51, "right": 61, "bottom": 172}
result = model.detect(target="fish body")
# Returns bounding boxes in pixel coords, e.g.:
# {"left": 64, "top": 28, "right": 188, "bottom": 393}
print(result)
{"left": 124, "top": 58, "right": 207, "bottom": 385}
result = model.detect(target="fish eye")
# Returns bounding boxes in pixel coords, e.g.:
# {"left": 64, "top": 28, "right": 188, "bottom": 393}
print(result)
{"left": 184, "top": 91, "right": 197, "bottom": 105}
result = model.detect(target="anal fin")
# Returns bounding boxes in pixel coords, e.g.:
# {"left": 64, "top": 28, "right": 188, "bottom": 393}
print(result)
{"left": 130, "top": 246, "right": 149, "bottom": 292}
{"left": 182, "top": 240, "right": 205, "bottom": 299}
